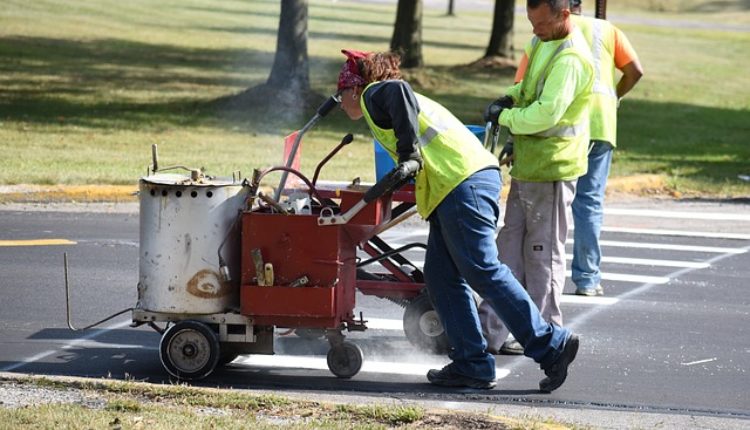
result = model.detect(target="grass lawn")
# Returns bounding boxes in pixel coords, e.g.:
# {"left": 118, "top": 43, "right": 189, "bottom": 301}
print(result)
{"left": 1, "top": 0, "right": 748, "bottom": 197}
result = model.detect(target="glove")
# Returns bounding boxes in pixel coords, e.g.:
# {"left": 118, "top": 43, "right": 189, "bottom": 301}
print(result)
{"left": 363, "top": 160, "right": 421, "bottom": 203}
{"left": 498, "top": 136, "right": 514, "bottom": 166}
{"left": 499, "top": 140, "right": 513, "bottom": 160}
{"left": 483, "top": 96, "right": 514, "bottom": 126}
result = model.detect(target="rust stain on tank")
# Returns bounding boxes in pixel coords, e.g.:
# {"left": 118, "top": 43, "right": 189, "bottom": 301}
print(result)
{"left": 186, "top": 269, "right": 232, "bottom": 298}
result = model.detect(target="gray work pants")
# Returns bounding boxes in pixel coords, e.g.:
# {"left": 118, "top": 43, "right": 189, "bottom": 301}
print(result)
{"left": 479, "top": 178, "right": 576, "bottom": 353}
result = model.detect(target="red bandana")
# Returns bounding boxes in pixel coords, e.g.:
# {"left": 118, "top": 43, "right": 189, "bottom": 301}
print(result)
{"left": 337, "top": 49, "right": 370, "bottom": 91}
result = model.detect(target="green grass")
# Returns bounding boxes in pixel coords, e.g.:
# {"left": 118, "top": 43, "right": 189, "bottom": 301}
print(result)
{"left": 1, "top": 0, "right": 748, "bottom": 196}
{"left": 1, "top": 376, "right": 539, "bottom": 430}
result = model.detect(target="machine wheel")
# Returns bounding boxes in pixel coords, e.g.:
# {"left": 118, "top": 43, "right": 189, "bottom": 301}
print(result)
{"left": 326, "top": 341, "right": 363, "bottom": 379}
{"left": 294, "top": 328, "right": 326, "bottom": 340}
{"left": 159, "top": 320, "right": 220, "bottom": 380}
{"left": 403, "top": 292, "right": 450, "bottom": 354}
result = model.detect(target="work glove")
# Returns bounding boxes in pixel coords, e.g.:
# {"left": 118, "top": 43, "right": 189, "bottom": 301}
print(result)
{"left": 498, "top": 136, "right": 514, "bottom": 166}
{"left": 363, "top": 160, "right": 421, "bottom": 204}
{"left": 483, "top": 96, "right": 514, "bottom": 126}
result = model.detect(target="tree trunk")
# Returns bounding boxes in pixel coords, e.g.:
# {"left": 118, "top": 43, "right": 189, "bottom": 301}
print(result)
{"left": 447, "top": 0, "right": 455, "bottom": 16}
{"left": 484, "top": 0, "right": 515, "bottom": 59}
{"left": 390, "top": 0, "right": 423, "bottom": 68}
{"left": 267, "top": 0, "right": 309, "bottom": 92}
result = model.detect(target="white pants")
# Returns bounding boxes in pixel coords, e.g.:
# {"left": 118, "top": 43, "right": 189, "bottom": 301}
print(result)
{"left": 479, "top": 178, "right": 576, "bottom": 353}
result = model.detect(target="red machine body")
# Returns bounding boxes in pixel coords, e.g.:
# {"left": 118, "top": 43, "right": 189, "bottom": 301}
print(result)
{"left": 240, "top": 188, "right": 393, "bottom": 329}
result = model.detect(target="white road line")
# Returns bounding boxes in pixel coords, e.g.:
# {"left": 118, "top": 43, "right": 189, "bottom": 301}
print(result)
{"left": 380, "top": 238, "right": 747, "bottom": 255}
{"left": 599, "top": 240, "right": 747, "bottom": 254}
{"left": 368, "top": 258, "right": 670, "bottom": 285}
{"left": 233, "top": 354, "right": 511, "bottom": 379}
{"left": 559, "top": 295, "right": 619, "bottom": 305}
{"left": 568, "top": 271, "right": 670, "bottom": 284}
{"left": 365, "top": 318, "right": 404, "bottom": 331}
{"left": 564, "top": 254, "right": 710, "bottom": 269}
{"left": 604, "top": 208, "right": 750, "bottom": 222}
{"left": 0, "top": 320, "right": 132, "bottom": 372}
{"left": 600, "top": 226, "right": 750, "bottom": 241}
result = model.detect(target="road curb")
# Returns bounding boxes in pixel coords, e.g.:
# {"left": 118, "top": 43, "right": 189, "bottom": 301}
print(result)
{"left": 0, "top": 175, "right": 673, "bottom": 204}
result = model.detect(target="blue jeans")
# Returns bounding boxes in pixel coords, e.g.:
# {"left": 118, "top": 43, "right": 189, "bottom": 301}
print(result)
{"left": 571, "top": 141, "right": 613, "bottom": 292}
{"left": 423, "top": 168, "right": 569, "bottom": 381}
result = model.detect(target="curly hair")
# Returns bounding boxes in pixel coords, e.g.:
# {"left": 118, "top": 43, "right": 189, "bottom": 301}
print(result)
{"left": 358, "top": 52, "right": 402, "bottom": 84}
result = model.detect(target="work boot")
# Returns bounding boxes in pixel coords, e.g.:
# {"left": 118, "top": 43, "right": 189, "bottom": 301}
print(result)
{"left": 539, "top": 333, "right": 579, "bottom": 393}
{"left": 499, "top": 339, "right": 524, "bottom": 355}
{"left": 575, "top": 285, "right": 604, "bottom": 296}
{"left": 427, "top": 365, "right": 496, "bottom": 389}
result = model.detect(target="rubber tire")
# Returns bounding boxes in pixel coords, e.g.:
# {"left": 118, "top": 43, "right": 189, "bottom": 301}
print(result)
{"left": 326, "top": 341, "right": 363, "bottom": 379}
{"left": 403, "top": 292, "right": 451, "bottom": 354}
{"left": 159, "top": 320, "right": 220, "bottom": 380}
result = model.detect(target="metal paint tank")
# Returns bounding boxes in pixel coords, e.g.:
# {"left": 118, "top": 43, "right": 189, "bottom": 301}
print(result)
{"left": 137, "top": 173, "right": 249, "bottom": 314}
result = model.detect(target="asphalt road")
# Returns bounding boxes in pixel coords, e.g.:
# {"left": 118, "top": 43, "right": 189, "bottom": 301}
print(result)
{"left": 1, "top": 198, "right": 749, "bottom": 429}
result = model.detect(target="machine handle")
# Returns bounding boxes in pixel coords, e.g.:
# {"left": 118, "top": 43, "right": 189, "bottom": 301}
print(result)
{"left": 363, "top": 160, "right": 420, "bottom": 204}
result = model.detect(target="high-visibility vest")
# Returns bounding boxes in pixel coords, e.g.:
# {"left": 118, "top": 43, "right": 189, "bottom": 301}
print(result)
{"left": 572, "top": 15, "right": 619, "bottom": 146}
{"left": 361, "top": 81, "right": 498, "bottom": 219}
{"left": 511, "top": 28, "right": 593, "bottom": 182}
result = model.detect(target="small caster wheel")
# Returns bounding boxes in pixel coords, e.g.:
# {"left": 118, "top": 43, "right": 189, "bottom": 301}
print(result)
{"left": 159, "top": 320, "right": 220, "bottom": 380}
{"left": 327, "top": 341, "right": 363, "bottom": 379}
{"left": 403, "top": 292, "right": 451, "bottom": 354}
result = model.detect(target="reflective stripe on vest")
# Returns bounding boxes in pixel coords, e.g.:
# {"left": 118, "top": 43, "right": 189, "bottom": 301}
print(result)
{"left": 591, "top": 19, "right": 617, "bottom": 98}
{"left": 523, "top": 37, "right": 586, "bottom": 139}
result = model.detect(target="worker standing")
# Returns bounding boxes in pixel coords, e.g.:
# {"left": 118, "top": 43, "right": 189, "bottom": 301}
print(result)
{"left": 568, "top": 0, "right": 644, "bottom": 296}
{"left": 336, "top": 48, "right": 579, "bottom": 392}
{"left": 479, "top": 0, "right": 594, "bottom": 355}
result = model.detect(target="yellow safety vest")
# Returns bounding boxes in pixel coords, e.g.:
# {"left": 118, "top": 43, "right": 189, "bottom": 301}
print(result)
{"left": 572, "top": 15, "right": 619, "bottom": 146}
{"left": 361, "top": 81, "right": 498, "bottom": 219}
{"left": 509, "top": 28, "right": 593, "bottom": 182}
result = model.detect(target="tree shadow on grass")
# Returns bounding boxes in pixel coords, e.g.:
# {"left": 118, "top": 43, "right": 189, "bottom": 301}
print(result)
{"left": 1, "top": 35, "right": 747, "bottom": 192}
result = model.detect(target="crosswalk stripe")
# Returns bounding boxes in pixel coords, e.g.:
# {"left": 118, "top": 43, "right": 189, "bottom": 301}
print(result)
{"left": 599, "top": 240, "right": 746, "bottom": 254}
{"left": 564, "top": 254, "right": 710, "bottom": 269}
{"left": 365, "top": 259, "right": 671, "bottom": 285}
{"left": 572, "top": 271, "right": 670, "bottom": 284}
{"left": 600, "top": 227, "right": 750, "bottom": 240}
{"left": 603, "top": 208, "right": 750, "bottom": 222}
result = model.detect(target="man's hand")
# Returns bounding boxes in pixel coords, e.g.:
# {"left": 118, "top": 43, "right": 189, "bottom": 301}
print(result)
{"left": 498, "top": 137, "right": 514, "bottom": 166}
{"left": 499, "top": 141, "right": 513, "bottom": 160}
{"left": 483, "top": 96, "right": 514, "bottom": 126}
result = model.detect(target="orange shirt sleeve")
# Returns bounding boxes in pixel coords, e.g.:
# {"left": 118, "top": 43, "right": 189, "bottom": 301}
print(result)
{"left": 613, "top": 26, "right": 639, "bottom": 69}
{"left": 515, "top": 53, "right": 528, "bottom": 84}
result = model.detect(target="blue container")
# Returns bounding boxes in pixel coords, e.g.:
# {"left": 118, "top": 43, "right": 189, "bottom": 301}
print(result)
{"left": 466, "top": 124, "right": 486, "bottom": 143}
{"left": 373, "top": 140, "right": 395, "bottom": 182}
{"left": 374, "top": 124, "right": 487, "bottom": 181}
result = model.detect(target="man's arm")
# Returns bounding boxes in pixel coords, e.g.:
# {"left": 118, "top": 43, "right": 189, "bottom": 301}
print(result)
{"left": 613, "top": 27, "right": 643, "bottom": 99}
{"left": 500, "top": 55, "right": 589, "bottom": 135}
{"left": 616, "top": 61, "right": 643, "bottom": 98}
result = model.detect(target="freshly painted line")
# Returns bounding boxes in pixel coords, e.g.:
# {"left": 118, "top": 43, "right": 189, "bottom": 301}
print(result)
{"left": 0, "top": 239, "right": 76, "bottom": 247}
{"left": 599, "top": 240, "right": 747, "bottom": 254}
{"left": 233, "top": 354, "right": 511, "bottom": 379}
{"left": 0, "top": 319, "right": 132, "bottom": 372}
{"left": 559, "top": 295, "right": 619, "bottom": 305}
{"left": 601, "top": 226, "right": 750, "bottom": 240}
{"left": 364, "top": 317, "right": 403, "bottom": 331}
{"left": 564, "top": 254, "right": 710, "bottom": 269}
{"left": 566, "top": 270, "right": 670, "bottom": 284}
{"left": 604, "top": 208, "right": 750, "bottom": 222}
